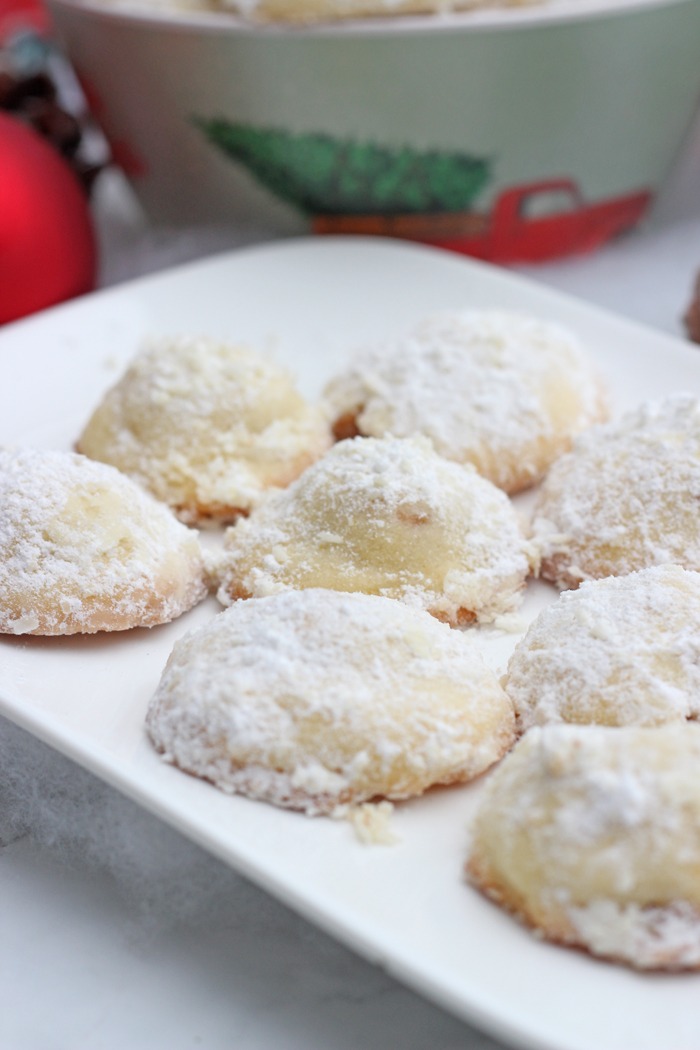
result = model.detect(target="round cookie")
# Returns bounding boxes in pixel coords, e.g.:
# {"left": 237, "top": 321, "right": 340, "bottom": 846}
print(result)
{"left": 0, "top": 447, "right": 208, "bottom": 635}
{"left": 531, "top": 395, "right": 700, "bottom": 589}
{"left": 504, "top": 566, "right": 700, "bottom": 731}
{"left": 215, "top": 435, "right": 532, "bottom": 625}
{"left": 324, "top": 310, "right": 607, "bottom": 493}
{"left": 466, "top": 723, "right": 700, "bottom": 970}
{"left": 77, "top": 335, "right": 331, "bottom": 523}
{"left": 146, "top": 589, "right": 516, "bottom": 815}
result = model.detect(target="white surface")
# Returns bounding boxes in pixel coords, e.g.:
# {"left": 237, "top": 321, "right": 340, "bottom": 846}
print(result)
{"left": 3, "top": 212, "right": 700, "bottom": 1050}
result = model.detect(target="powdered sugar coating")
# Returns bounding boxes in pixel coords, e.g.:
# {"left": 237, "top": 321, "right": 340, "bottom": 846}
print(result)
{"left": 324, "top": 310, "right": 607, "bottom": 493}
{"left": 215, "top": 435, "right": 532, "bottom": 625}
{"left": 146, "top": 589, "right": 515, "bottom": 814}
{"left": 77, "top": 336, "right": 331, "bottom": 523}
{"left": 504, "top": 566, "right": 700, "bottom": 730}
{"left": 532, "top": 395, "right": 700, "bottom": 588}
{"left": 466, "top": 723, "right": 700, "bottom": 969}
{"left": 0, "top": 447, "right": 208, "bottom": 635}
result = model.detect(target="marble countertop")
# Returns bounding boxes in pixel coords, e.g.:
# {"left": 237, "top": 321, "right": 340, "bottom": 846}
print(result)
{"left": 2, "top": 108, "right": 700, "bottom": 1049}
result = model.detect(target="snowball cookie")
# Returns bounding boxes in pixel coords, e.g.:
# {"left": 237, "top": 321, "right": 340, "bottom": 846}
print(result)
{"left": 146, "top": 589, "right": 516, "bottom": 814}
{"left": 0, "top": 447, "right": 208, "bottom": 635}
{"left": 216, "top": 436, "right": 532, "bottom": 626}
{"left": 532, "top": 395, "right": 700, "bottom": 589}
{"left": 504, "top": 566, "right": 700, "bottom": 731}
{"left": 466, "top": 723, "right": 700, "bottom": 970}
{"left": 77, "top": 336, "right": 332, "bottom": 523}
{"left": 324, "top": 310, "right": 607, "bottom": 493}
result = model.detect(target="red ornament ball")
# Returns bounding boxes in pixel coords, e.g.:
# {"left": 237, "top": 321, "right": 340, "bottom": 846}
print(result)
{"left": 0, "top": 111, "right": 97, "bottom": 325}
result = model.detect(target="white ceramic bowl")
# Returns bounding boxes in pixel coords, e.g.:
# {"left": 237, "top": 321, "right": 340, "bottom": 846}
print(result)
{"left": 49, "top": 0, "right": 700, "bottom": 262}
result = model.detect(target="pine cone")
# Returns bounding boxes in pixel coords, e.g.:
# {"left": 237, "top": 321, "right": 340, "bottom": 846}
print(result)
{"left": 0, "top": 68, "right": 103, "bottom": 193}
{"left": 684, "top": 272, "right": 700, "bottom": 345}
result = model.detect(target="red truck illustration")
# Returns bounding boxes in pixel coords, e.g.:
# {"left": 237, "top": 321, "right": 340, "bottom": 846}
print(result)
{"left": 197, "top": 123, "right": 652, "bottom": 264}
{"left": 312, "top": 178, "right": 653, "bottom": 264}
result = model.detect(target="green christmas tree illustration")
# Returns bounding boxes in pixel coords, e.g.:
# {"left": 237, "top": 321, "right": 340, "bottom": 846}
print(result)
{"left": 197, "top": 119, "right": 492, "bottom": 216}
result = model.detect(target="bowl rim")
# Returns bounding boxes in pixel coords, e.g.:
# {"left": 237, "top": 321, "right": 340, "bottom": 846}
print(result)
{"left": 46, "top": 0, "right": 700, "bottom": 38}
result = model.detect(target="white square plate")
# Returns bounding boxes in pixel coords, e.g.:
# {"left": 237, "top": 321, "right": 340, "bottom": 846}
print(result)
{"left": 2, "top": 237, "right": 699, "bottom": 1050}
